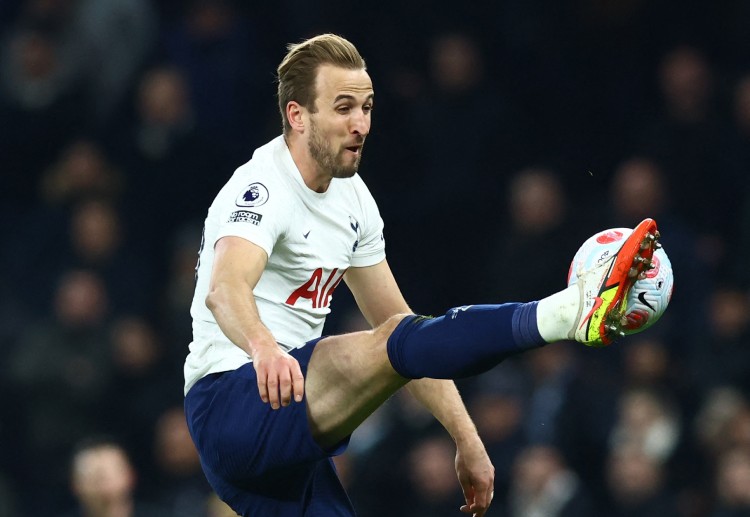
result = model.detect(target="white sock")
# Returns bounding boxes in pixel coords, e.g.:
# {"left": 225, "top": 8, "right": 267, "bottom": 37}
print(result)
{"left": 536, "top": 283, "right": 581, "bottom": 342}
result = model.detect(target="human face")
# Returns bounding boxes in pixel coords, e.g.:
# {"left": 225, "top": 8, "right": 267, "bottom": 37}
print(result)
{"left": 73, "top": 447, "right": 134, "bottom": 503}
{"left": 307, "top": 65, "right": 373, "bottom": 179}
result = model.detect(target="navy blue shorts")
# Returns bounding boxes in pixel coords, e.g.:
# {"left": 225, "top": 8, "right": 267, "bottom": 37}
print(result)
{"left": 184, "top": 339, "right": 355, "bottom": 516}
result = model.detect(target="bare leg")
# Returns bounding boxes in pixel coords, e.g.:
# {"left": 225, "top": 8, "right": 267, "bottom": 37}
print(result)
{"left": 305, "top": 314, "right": 411, "bottom": 449}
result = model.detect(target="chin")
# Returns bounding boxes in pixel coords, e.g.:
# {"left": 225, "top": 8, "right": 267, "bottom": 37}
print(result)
{"left": 333, "top": 158, "right": 360, "bottom": 178}
{"left": 332, "top": 169, "right": 357, "bottom": 179}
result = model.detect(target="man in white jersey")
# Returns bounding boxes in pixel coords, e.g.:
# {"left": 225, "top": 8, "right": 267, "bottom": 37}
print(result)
{"left": 184, "top": 33, "right": 661, "bottom": 517}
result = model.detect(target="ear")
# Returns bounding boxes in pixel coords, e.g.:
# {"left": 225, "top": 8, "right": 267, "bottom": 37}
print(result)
{"left": 286, "top": 101, "right": 306, "bottom": 134}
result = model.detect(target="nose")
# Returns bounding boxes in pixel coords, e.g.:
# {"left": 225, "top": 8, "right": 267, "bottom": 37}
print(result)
{"left": 350, "top": 109, "right": 370, "bottom": 136}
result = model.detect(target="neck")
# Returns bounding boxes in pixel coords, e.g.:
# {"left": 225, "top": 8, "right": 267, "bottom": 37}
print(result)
{"left": 285, "top": 135, "right": 331, "bottom": 193}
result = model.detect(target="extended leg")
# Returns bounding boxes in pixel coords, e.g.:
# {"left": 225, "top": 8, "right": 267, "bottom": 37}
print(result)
{"left": 304, "top": 218, "right": 661, "bottom": 448}
{"left": 305, "top": 302, "right": 544, "bottom": 448}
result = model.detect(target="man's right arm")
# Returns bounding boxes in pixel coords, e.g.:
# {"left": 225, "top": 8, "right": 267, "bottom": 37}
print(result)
{"left": 206, "top": 236, "right": 305, "bottom": 409}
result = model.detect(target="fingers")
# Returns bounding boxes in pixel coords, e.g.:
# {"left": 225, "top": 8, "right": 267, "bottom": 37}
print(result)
{"left": 475, "top": 486, "right": 494, "bottom": 516}
{"left": 267, "top": 371, "right": 282, "bottom": 409}
{"left": 458, "top": 483, "right": 475, "bottom": 514}
{"left": 291, "top": 362, "right": 305, "bottom": 403}
{"left": 257, "top": 370, "right": 269, "bottom": 405}
{"left": 458, "top": 482, "right": 494, "bottom": 516}
{"left": 276, "top": 361, "right": 305, "bottom": 407}
{"left": 456, "top": 442, "right": 495, "bottom": 516}
{"left": 473, "top": 484, "right": 493, "bottom": 514}
{"left": 256, "top": 356, "right": 305, "bottom": 409}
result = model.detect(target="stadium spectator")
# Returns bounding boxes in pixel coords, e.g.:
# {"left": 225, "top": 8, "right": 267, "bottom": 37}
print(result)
{"left": 688, "top": 287, "right": 750, "bottom": 394}
{"left": 63, "top": 197, "right": 157, "bottom": 316}
{"left": 523, "top": 341, "right": 619, "bottom": 496}
{"left": 635, "top": 45, "right": 733, "bottom": 248}
{"left": 104, "top": 315, "right": 181, "bottom": 479}
{"left": 148, "top": 406, "right": 212, "bottom": 516}
{"left": 710, "top": 447, "right": 750, "bottom": 517}
{"left": 0, "top": 24, "right": 88, "bottom": 207}
{"left": 693, "top": 389, "right": 750, "bottom": 480}
{"left": 398, "top": 30, "right": 523, "bottom": 310}
{"left": 38, "top": 138, "right": 124, "bottom": 208}
{"left": 620, "top": 337, "right": 673, "bottom": 391}
{"left": 608, "top": 387, "right": 682, "bottom": 464}
{"left": 8, "top": 269, "right": 114, "bottom": 512}
{"left": 466, "top": 363, "right": 529, "bottom": 501}
{"left": 61, "top": 437, "right": 166, "bottom": 517}
{"left": 7, "top": 139, "right": 126, "bottom": 318}
{"left": 486, "top": 167, "right": 584, "bottom": 303}
{"left": 104, "top": 65, "right": 223, "bottom": 259}
{"left": 342, "top": 392, "right": 443, "bottom": 517}
{"left": 0, "top": 2, "right": 748, "bottom": 515}
{"left": 403, "top": 434, "right": 468, "bottom": 517}
{"left": 68, "top": 0, "right": 157, "bottom": 124}
{"left": 506, "top": 444, "right": 596, "bottom": 517}
{"left": 727, "top": 74, "right": 750, "bottom": 288}
{"left": 158, "top": 0, "right": 276, "bottom": 167}
{"left": 604, "top": 443, "right": 681, "bottom": 517}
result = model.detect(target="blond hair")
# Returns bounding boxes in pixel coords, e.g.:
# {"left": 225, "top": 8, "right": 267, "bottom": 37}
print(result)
{"left": 276, "top": 34, "right": 366, "bottom": 133}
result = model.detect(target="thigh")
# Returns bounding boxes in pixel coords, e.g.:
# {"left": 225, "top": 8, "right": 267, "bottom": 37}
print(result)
{"left": 185, "top": 343, "right": 353, "bottom": 516}
{"left": 185, "top": 362, "right": 328, "bottom": 478}
{"left": 305, "top": 315, "right": 411, "bottom": 449}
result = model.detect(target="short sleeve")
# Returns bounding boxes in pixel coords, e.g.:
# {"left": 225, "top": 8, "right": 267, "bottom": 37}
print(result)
{"left": 214, "top": 169, "right": 288, "bottom": 257}
{"left": 350, "top": 177, "right": 386, "bottom": 267}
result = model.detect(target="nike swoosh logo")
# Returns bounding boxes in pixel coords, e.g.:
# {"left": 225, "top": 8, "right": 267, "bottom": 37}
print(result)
{"left": 579, "top": 296, "right": 604, "bottom": 330}
{"left": 303, "top": 231, "right": 311, "bottom": 239}
{"left": 637, "top": 291, "right": 655, "bottom": 311}
{"left": 450, "top": 305, "right": 473, "bottom": 319}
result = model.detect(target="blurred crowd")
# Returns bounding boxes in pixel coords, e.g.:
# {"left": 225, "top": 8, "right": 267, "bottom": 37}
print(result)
{"left": 2, "top": 0, "right": 750, "bottom": 515}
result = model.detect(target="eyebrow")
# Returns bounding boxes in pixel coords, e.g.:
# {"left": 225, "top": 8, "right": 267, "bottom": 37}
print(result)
{"left": 333, "top": 93, "right": 374, "bottom": 103}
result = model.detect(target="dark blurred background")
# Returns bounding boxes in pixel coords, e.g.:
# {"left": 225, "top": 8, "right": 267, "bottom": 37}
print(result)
{"left": 2, "top": 0, "right": 750, "bottom": 515}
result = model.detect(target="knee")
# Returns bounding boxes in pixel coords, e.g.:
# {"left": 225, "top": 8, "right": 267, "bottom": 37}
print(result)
{"left": 373, "top": 313, "right": 413, "bottom": 341}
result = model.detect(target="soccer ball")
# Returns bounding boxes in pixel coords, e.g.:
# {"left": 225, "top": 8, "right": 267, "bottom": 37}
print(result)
{"left": 567, "top": 228, "right": 674, "bottom": 333}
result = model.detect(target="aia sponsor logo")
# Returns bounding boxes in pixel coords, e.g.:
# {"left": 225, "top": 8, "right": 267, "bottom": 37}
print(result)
{"left": 286, "top": 268, "right": 347, "bottom": 309}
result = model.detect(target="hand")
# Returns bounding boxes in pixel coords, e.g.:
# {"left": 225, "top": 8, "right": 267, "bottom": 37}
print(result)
{"left": 252, "top": 344, "right": 305, "bottom": 409}
{"left": 455, "top": 437, "right": 495, "bottom": 517}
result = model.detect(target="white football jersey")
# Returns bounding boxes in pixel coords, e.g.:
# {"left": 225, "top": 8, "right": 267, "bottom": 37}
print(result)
{"left": 184, "top": 136, "right": 386, "bottom": 393}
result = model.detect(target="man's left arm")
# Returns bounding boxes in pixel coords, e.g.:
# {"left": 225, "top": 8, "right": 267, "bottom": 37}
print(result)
{"left": 345, "top": 260, "right": 495, "bottom": 516}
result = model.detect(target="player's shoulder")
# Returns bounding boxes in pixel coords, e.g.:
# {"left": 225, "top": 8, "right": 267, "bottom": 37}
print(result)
{"left": 236, "top": 137, "right": 285, "bottom": 181}
{"left": 226, "top": 138, "right": 290, "bottom": 195}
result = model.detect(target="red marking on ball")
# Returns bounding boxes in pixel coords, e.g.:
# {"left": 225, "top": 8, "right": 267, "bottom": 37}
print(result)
{"left": 596, "top": 230, "right": 625, "bottom": 244}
